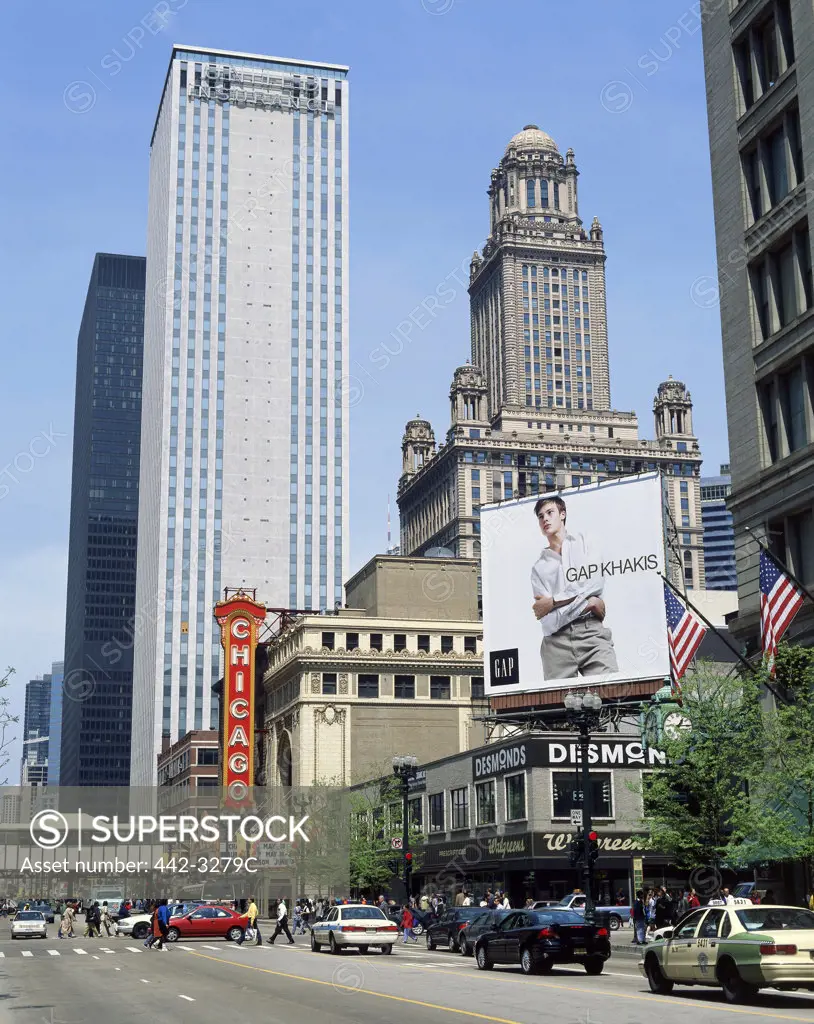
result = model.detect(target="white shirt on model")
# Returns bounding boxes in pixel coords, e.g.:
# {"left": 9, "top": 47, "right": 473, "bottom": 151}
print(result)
{"left": 530, "top": 530, "right": 605, "bottom": 637}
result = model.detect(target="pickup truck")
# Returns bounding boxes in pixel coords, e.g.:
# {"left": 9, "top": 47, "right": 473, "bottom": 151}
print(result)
{"left": 534, "top": 893, "right": 631, "bottom": 930}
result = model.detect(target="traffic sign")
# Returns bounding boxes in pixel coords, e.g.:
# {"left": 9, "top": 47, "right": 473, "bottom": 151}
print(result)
{"left": 570, "top": 809, "right": 583, "bottom": 826}
{"left": 391, "top": 837, "right": 403, "bottom": 849}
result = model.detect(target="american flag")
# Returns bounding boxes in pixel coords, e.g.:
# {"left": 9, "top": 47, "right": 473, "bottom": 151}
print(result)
{"left": 663, "top": 583, "right": 708, "bottom": 682}
{"left": 760, "top": 550, "right": 804, "bottom": 676}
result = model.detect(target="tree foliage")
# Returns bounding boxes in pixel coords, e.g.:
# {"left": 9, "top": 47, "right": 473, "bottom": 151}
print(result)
{"left": 349, "top": 776, "right": 423, "bottom": 895}
{"left": 0, "top": 667, "right": 17, "bottom": 786}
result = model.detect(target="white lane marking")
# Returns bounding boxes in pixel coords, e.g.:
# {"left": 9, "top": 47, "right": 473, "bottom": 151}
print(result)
{"left": 47, "top": 949, "right": 60, "bottom": 956}
{"left": 126, "top": 946, "right": 142, "bottom": 954}
{"left": 0, "top": 952, "right": 5, "bottom": 958}
{"left": 115, "top": 967, "right": 121, "bottom": 971}
{"left": 178, "top": 995, "right": 195, "bottom": 1002}
{"left": 202, "top": 944, "right": 221, "bottom": 950}
{"left": 92, "top": 955, "right": 100, "bottom": 960}
{"left": 177, "top": 945, "right": 194, "bottom": 951}
{"left": 21, "top": 951, "right": 34, "bottom": 957}
{"left": 99, "top": 947, "right": 115, "bottom": 954}
{"left": 140, "top": 979, "right": 150, "bottom": 984}
{"left": 74, "top": 948, "right": 88, "bottom": 955}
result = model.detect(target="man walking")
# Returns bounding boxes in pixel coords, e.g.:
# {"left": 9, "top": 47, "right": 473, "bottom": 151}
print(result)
{"left": 531, "top": 496, "right": 619, "bottom": 680}
{"left": 237, "top": 896, "right": 261, "bottom": 946}
{"left": 153, "top": 900, "right": 171, "bottom": 951}
{"left": 84, "top": 901, "right": 101, "bottom": 937}
{"left": 631, "top": 890, "right": 646, "bottom": 945}
{"left": 400, "top": 906, "right": 418, "bottom": 944}
{"left": 267, "top": 898, "right": 295, "bottom": 945}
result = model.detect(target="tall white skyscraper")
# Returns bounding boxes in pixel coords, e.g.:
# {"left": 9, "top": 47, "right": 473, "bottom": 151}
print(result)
{"left": 131, "top": 46, "right": 349, "bottom": 783}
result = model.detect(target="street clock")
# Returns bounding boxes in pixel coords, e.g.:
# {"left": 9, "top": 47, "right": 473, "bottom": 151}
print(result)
{"left": 640, "top": 684, "right": 690, "bottom": 751}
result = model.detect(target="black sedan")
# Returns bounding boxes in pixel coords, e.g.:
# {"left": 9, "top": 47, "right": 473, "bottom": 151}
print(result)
{"left": 29, "top": 902, "right": 55, "bottom": 923}
{"left": 474, "top": 909, "right": 611, "bottom": 975}
{"left": 426, "top": 907, "right": 487, "bottom": 952}
{"left": 459, "top": 909, "right": 511, "bottom": 956}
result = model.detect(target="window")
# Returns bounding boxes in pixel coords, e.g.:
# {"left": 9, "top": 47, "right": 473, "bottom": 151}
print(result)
{"left": 786, "top": 508, "right": 814, "bottom": 585}
{"left": 358, "top": 674, "right": 379, "bottom": 698}
{"left": 370, "top": 633, "right": 383, "bottom": 651}
{"left": 394, "top": 674, "right": 415, "bottom": 699}
{"left": 394, "top": 633, "right": 407, "bottom": 652}
{"left": 779, "top": 364, "right": 808, "bottom": 452}
{"left": 464, "top": 635, "right": 477, "bottom": 653}
{"left": 552, "top": 772, "right": 613, "bottom": 819}
{"left": 197, "top": 747, "right": 218, "bottom": 766}
{"left": 766, "top": 125, "right": 789, "bottom": 207}
{"left": 505, "top": 773, "right": 527, "bottom": 821}
{"left": 750, "top": 225, "right": 811, "bottom": 340}
{"left": 684, "top": 550, "right": 694, "bottom": 585}
{"left": 526, "top": 178, "right": 536, "bottom": 208}
{"left": 451, "top": 787, "right": 469, "bottom": 829}
{"left": 417, "top": 634, "right": 430, "bottom": 653}
{"left": 699, "top": 909, "right": 726, "bottom": 938}
{"left": 441, "top": 635, "right": 454, "bottom": 654}
{"left": 430, "top": 676, "right": 451, "bottom": 700}
{"left": 476, "top": 780, "right": 495, "bottom": 825}
{"left": 197, "top": 777, "right": 219, "bottom": 789}
{"left": 761, "top": 378, "right": 780, "bottom": 461}
{"left": 321, "top": 631, "right": 335, "bottom": 650}
{"left": 322, "top": 672, "right": 337, "bottom": 695}
{"left": 674, "top": 910, "right": 706, "bottom": 940}
{"left": 346, "top": 631, "right": 359, "bottom": 650}
{"left": 471, "top": 676, "right": 485, "bottom": 698}
{"left": 408, "top": 797, "right": 423, "bottom": 829}
{"left": 429, "top": 793, "right": 445, "bottom": 832}
{"left": 743, "top": 148, "right": 762, "bottom": 221}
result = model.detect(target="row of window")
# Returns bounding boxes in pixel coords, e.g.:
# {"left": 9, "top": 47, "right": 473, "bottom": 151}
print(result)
{"left": 320, "top": 631, "right": 478, "bottom": 654}
{"left": 319, "top": 672, "right": 484, "bottom": 699}
{"left": 734, "top": 0, "right": 794, "bottom": 116}
{"left": 759, "top": 352, "right": 812, "bottom": 462}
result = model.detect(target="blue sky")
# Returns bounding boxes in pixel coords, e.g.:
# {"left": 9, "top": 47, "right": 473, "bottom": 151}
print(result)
{"left": 0, "top": 0, "right": 727, "bottom": 772}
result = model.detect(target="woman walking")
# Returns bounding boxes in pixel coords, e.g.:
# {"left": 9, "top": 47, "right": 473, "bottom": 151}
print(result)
{"left": 59, "top": 902, "right": 76, "bottom": 939}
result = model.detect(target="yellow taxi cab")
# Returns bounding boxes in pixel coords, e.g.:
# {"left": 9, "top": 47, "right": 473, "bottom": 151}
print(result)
{"left": 640, "top": 901, "right": 814, "bottom": 1003}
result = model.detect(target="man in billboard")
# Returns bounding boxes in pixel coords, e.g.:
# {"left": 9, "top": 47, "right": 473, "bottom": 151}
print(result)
{"left": 531, "top": 496, "right": 619, "bottom": 679}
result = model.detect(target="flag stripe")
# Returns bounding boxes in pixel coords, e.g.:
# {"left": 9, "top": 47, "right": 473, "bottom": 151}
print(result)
{"left": 759, "top": 550, "right": 804, "bottom": 677}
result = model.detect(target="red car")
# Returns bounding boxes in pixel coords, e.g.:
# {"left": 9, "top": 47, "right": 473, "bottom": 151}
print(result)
{"left": 165, "top": 905, "right": 246, "bottom": 942}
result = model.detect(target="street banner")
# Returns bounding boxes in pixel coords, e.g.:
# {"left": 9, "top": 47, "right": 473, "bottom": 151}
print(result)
{"left": 481, "top": 474, "right": 669, "bottom": 695}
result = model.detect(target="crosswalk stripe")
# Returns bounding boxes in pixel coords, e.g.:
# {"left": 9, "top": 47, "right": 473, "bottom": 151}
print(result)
{"left": 47, "top": 949, "right": 60, "bottom": 956}
{"left": 177, "top": 945, "right": 194, "bottom": 951}
{"left": 202, "top": 944, "right": 221, "bottom": 950}
{"left": 0, "top": 952, "right": 5, "bottom": 958}
{"left": 99, "top": 947, "right": 114, "bottom": 953}
{"left": 21, "top": 951, "right": 33, "bottom": 957}
{"left": 75, "top": 948, "right": 88, "bottom": 955}
{"left": 126, "top": 946, "right": 142, "bottom": 953}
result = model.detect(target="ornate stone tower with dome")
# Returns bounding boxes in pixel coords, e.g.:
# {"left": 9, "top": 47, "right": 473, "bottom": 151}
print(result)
{"left": 397, "top": 126, "right": 706, "bottom": 591}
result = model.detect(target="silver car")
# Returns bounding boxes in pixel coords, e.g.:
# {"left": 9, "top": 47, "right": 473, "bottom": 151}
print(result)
{"left": 11, "top": 910, "right": 47, "bottom": 939}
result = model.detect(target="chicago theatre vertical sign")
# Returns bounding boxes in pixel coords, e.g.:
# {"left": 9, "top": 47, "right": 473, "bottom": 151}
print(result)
{"left": 214, "top": 592, "right": 267, "bottom": 802}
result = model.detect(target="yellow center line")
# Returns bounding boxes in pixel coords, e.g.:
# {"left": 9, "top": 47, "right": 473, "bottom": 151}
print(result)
{"left": 180, "top": 949, "right": 814, "bottom": 1023}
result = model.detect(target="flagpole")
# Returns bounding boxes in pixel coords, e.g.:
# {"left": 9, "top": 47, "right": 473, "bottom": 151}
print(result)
{"left": 659, "top": 572, "right": 790, "bottom": 707}
{"left": 744, "top": 527, "right": 814, "bottom": 608}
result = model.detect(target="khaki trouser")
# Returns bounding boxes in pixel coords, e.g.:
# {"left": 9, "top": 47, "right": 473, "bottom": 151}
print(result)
{"left": 541, "top": 615, "right": 619, "bottom": 680}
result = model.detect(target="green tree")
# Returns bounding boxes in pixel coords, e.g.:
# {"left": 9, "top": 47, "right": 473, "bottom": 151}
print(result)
{"left": 0, "top": 667, "right": 17, "bottom": 785}
{"left": 729, "top": 644, "right": 814, "bottom": 887}
{"left": 639, "top": 666, "right": 765, "bottom": 870}
{"left": 348, "top": 776, "right": 423, "bottom": 895}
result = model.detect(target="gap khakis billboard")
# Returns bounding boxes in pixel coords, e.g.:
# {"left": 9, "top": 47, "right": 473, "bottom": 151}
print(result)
{"left": 481, "top": 474, "right": 669, "bottom": 695}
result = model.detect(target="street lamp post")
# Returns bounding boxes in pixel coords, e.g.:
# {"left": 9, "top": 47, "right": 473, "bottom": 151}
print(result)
{"left": 564, "top": 690, "right": 603, "bottom": 927}
{"left": 392, "top": 755, "right": 418, "bottom": 900}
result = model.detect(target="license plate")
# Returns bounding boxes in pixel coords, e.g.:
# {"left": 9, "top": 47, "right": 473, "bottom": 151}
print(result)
{"left": 573, "top": 947, "right": 587, "bottom": 955}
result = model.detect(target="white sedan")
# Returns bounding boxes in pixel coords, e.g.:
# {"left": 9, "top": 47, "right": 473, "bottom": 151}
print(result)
{"left": 11, "top": 911, "right": 47, "bottom": 939}
{"left": 310, "top": 905, "right": 398, "bottom": 954}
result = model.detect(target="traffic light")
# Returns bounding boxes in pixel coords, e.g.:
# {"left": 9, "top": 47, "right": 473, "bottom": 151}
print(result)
{"left": 588, "top": 831, "right": 599, "bottom": 864}
{"left": 569, "top": 832, "right": 584, "bottom": 867}
{"left": 404, "top": 851, "right": 414, "bottom": 874}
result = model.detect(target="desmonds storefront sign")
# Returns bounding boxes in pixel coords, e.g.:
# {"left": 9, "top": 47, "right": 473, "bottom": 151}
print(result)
{"left": 214, "top": 593, "right": 267, "bottom": 803}
{"left": 472, "top": 738, "right": 666, "bottom": 779}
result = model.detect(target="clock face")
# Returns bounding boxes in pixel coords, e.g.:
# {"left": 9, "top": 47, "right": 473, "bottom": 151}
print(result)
{"left": 663, "top": 712, "right": 692, "bottom": 740}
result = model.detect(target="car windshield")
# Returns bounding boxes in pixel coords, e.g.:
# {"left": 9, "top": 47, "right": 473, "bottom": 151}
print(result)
{"left": 342, "top": 907, "right": 386, "bottom": 921}
{"left": 735, "top": 908, "right": 814, "bottom": 932}
{"left": 15, "top": 912, "right": 44, "bottom": 921}
{"left": 532, "top": 910, "right": 586, "bottom": 926}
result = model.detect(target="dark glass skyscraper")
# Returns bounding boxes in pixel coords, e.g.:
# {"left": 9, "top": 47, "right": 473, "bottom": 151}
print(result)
{"left": 60, "top": 254, "right": 145, "bottom": 786}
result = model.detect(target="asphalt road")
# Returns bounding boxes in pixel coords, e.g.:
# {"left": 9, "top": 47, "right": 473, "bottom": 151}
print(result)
{"left": 2, "top": 931, "right": 814, "bottom": 1024}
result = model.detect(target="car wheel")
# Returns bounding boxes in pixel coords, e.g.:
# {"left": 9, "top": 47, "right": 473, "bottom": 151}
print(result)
{"left": 520, "top": 947, "right": 538, "bottom": 975}
{"left": 132, "top": 923, "right": 149, "bottom": 940}
{"left": 720, "top": 963, "right": 758, "bottom": 1004}
{"left": 645, "top": 955, "right": 674, "bottom": 995}
{"left": 358, "top": 945, "right": 368, "bottom": 954}
{"left": 381, "top": 944, "right": 392, "bottom": 955}
{"left": 412, "top": 923, "right": 424, "bottom": 936}
{"left": 426, "top": 933, "right": 436, "bottom": 951}
{"left": 475, "top": 945, "right": 493, "bottom": 971}
{"left": 329, "top": 933, "right": 341, "bottom": 955}
{"left": 584, "top": 956, "right": 605, "bottom": 976}
{"left": 609, "top": 915, "right": 621, "bottom": 931}
{"left": 459, "top": 937, "right": 469, "bottom": 957}
{"left": 310, "top": 931, "right": 321, "bottom": 952}
{"left": 227, "top": 926, "right": 244, "bottom": 942}
{"left": 165, "top": 927, "right": 180, "bottom": 943}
